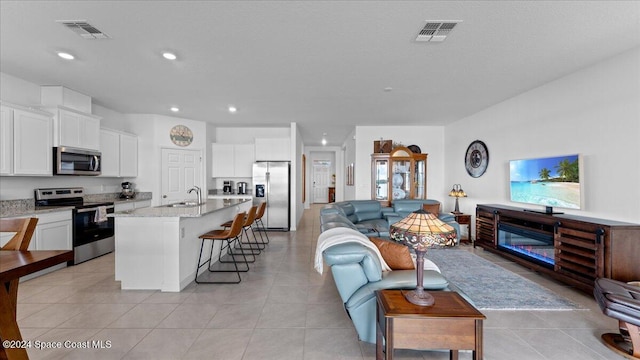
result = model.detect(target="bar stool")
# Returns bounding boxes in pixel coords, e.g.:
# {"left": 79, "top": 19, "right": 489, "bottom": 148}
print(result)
{"left": 222, "top": 205, "right": 264, "bottom": 254}
{"left": 253, "top": 201, "right": 270, "bottom": 246}
{"left": 195, "top": 212, "right": 247, "bottom": 284}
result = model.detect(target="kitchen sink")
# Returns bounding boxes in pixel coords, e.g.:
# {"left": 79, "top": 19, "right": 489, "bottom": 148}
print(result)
{"left": 165, "top": 201, "right": 200, "bottom": 208}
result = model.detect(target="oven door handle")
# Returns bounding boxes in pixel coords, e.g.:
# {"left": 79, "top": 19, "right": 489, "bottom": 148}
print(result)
{"left": 76, "top": 205, "right": 114, "bottom": 213}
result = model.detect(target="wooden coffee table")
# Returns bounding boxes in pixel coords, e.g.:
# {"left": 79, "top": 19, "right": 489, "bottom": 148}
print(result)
{"left": 376, "top": 290, "right": 485, "bottom": 360}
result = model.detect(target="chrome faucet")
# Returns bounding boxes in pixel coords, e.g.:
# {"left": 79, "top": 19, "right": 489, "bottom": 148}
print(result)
{"left": 187, "top": 186, "right": 202, "bottom": 205}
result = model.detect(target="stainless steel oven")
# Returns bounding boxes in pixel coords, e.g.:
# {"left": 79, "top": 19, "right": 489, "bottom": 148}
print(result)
{"left": 35, "top": 188, "right": 114, "bottom": 264}
{"left": 73, "top": 203, "right": 115, "bottom": 264}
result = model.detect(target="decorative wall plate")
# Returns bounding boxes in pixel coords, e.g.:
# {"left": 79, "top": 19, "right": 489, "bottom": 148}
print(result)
{"left": 169, "top": 125, "right": 193, "bottom": 147}
{"left": 465, "top": 140, "right": 489, "bottom": 177}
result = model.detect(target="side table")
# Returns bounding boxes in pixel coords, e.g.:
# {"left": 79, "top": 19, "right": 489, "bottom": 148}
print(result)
{"left": 452, "top": 213, "right": 472, "bottom": 244}
{"left": 376, "top": 289, "right": 485, "bottom": 360}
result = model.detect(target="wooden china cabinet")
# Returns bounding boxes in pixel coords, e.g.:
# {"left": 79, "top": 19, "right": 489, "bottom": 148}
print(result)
{"left": 371, "top": 146, "right": 427, "bottom": 207}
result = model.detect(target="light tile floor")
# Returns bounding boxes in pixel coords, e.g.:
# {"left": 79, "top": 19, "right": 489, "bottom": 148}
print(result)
{"left": 15, "top": 205, "right": 622, "bottom": 359}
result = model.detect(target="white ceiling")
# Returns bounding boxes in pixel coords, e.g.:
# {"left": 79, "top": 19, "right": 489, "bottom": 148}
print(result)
{"left": 1, "top": 1, "right": 639, "bottom": 146}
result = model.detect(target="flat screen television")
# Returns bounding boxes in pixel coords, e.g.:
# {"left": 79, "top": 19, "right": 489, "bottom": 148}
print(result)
{"left": 509, "top": 154, "right": 582, "bottom": 214}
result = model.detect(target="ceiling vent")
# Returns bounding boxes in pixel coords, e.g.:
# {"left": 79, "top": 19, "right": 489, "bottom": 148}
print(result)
{"left": 415, "top": 21, "right": 461, "bottom": 42}
{"left": 57, "top": 20, "right": 110, "bottom": 39}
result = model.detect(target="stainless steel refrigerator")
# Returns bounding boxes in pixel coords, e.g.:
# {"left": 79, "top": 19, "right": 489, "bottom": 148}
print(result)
{"left": 253, "top": 161, "right": 290, "bottom": 230}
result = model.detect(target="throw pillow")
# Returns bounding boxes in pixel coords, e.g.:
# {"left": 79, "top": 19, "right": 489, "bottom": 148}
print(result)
{"left": 422, "top": 203, "right": 440, "bottom": 216}
{"left": 369, "top": 237, "right": 415, "bottom": 270}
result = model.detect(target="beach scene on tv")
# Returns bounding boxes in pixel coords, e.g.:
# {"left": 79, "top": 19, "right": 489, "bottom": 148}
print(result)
{"left": 510, "top": 154, "right": 581, "bottom": 209}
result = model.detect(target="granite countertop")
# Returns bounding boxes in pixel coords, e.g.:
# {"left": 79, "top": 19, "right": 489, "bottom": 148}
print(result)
{"left": 111, "top": 198, "right": 251, "bottom": 218}
{"left": 0, "top": 205, "right": 76, "bottom": 218}
{"left": 0, "top": 192, "right": 152, "bottom": 218}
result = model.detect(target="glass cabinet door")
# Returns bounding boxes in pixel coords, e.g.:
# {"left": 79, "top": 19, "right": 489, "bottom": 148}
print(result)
{"left": 373, "top": 158, "right": 388, "bottom": 201}
{"left": 391, "top": 158, "right": 411, "bottom": 201}
{"left": 414, "top": 158, "right": 426, "bottom": 199}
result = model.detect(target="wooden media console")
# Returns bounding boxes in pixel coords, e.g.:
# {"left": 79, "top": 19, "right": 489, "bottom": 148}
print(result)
{"left": 475, "top": 204, "right": 640, "bottom": 293}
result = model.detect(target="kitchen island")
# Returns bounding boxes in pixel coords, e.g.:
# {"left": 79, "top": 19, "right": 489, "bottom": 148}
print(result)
{"left": 111, "top": 198, "right": 252, "bottom": 292}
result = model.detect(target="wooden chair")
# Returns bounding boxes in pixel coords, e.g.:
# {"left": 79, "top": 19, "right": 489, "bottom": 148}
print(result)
{"left": 1, "top": 217, "right": 38, "bottom": 251}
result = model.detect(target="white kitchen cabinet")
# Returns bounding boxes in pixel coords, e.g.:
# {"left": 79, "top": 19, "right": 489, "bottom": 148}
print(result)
{"left": 254, "top": 138, "right": 290, "bottom": 161}
{"left": 0, "top": 105, "right": 13, "bottom": 175}
{"left": 100, "top": 128, "right": 138, "bottom": 177}
{"left": 1, "top": 210, "right": 72, "bottom": 278}
{"left": 100, "top": 129, "right": 120, "bottom": 177}
{"left": 46, "top": 106, "right": 101, "bottom": 150}
{"left": 119, "top": 133, "right": 138, "bottom": 177}
{"left": 211, "top": 143, "right": 255, "bottom": 178}
{"left": 35, "top": 211, "right": 73, "bottom": 251}
{"left": 234, "top": 144, "right": 255, "bottom": 177}
{"left": 0, "top": 103, "right": 53, "bottom": 176}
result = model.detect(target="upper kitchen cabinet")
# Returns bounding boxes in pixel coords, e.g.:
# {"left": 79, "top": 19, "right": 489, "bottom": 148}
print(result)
{"left": 45, "top": 106, "right": 101, "bottom": 151}
{"left": 211, "top": 143, "right": 255, "bottom": 178}
{"left": 0, "top": 103, "right": 53, "bottom": 176}
{"left": 254, "top": 138, "right": 290, "bottom": 161}
{"left": 100, "top": 128, "right": 138, "bottom": 177}
{"left": 119, "top": 133, "right": 138, "bottom": 177}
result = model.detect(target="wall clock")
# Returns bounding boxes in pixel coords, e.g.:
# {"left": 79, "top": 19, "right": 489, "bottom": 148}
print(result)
{"left": 465, "top": 140, "right": 489, "bottom": 178}
{"left": 169, "top": 125, "right": 193, "bottom": 147}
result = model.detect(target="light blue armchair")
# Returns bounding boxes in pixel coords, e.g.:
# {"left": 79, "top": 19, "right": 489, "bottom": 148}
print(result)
{"left": 322, "top": 241, "right": 451, "bottom": 343}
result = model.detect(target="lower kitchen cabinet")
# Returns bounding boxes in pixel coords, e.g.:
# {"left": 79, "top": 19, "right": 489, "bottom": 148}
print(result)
{"left": 1, "top": 210, "right": 72, "bottom": 278}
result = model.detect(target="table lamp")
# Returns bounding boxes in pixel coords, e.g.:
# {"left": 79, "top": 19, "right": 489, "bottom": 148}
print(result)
{"left": 448, "top": 184, "right": 467, "bottom": 214}
{"left": 390, "top": 209, "right": 457, "bottom": 306}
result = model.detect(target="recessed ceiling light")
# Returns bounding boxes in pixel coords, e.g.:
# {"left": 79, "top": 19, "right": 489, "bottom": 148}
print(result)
{"left": 170, "top": 107, "right": 179, "bottom": 112}
{"left": 384, "top": 87, "right": 393, "bottom": 92}
{"left": 228, "top": 106, "right": 237, "bottom": 114}
{"left": 57, "top": 52, "right": 75, "bottom": 60}
{"left": 162, "top": 52, "right": 177, "bottom": 60}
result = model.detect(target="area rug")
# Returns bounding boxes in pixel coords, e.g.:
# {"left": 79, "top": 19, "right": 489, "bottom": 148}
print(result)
{"left": 426, "top": 248, "right": 580, "bottom": 310}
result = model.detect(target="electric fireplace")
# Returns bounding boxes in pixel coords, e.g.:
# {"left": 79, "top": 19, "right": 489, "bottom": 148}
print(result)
{"left": 497, "top": 223, "right": 555, "bottom": 268}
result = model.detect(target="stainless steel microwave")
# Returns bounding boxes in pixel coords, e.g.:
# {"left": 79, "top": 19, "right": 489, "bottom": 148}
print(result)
{"left": 53, "top": 147, "right": 101, "bottom": 176}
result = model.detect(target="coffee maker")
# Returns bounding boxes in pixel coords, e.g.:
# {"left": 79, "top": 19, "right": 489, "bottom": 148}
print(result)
{"left": 223, "top": 180, "right": 234, "bottom": 194}
{"left": 237, "top": 182, "right": 248, "bottom": 195}
{"left": 120, "top": 182, "right": 136, "bottom": 199}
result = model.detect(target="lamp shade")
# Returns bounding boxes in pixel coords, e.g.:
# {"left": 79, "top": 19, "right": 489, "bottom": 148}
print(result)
{"left": 449, "top": 184, "right": 467, "bottom": 198}
{"left": 389, "top": 209, "right": 457, "bottom": 306}
{"left": 390, "top": 210, "right": 457, "bottom": 251}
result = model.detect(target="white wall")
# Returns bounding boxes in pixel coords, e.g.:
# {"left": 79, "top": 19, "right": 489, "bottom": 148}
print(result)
{"left": 445, "top": 47, "right": 640, "bottom": 224}
{"left": 215, "top": 127, "right": 290, "bottom": 143}
{"left": 127, "top": 114, "right": 208, "bottom": 206}
{"left": 292, "top": 123, "right": 303, "bottom": 230}
{"left": 353, "top": 126, "right": 446, "bottom": 205}
{"left": 342, "top": 129, "right": 357, "bottom": 200}
{"left": 0, "top": 72, "right": 41, "bottom": 105}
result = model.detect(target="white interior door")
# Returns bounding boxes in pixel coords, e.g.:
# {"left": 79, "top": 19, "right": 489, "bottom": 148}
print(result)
{"left": 161, "top": 148, "right": 202, "bottom": 205}
{"left": 312, "top": 160, "right": 331, "bottom": 203}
